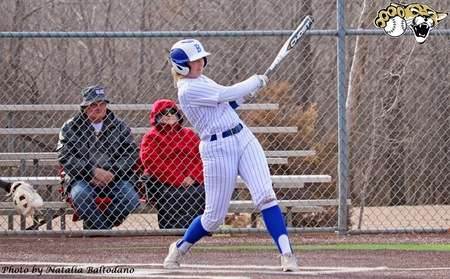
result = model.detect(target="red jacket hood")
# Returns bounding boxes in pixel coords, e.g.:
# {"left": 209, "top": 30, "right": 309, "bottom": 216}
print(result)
{"left": 150, "top": 99, "right": 183, "bottom": 131}
{"left": 140, "top": 100, "right": 204, "bottom": 186}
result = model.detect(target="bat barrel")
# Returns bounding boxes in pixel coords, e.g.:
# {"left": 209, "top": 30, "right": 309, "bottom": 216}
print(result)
{"left": 263, "top": 15, "right": 314, "bottom": 78}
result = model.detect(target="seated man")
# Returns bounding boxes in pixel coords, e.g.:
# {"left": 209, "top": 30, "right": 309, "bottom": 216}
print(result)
{"left": 56, "top": 85, "right": 140, "bottom": 229}
{"left": 140, "top": 99, "right": 205, "bottom": 229}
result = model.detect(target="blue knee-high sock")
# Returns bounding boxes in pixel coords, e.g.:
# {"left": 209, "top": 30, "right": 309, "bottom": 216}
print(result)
{"left": 261, "top": 204, "right": 292, "bottom": 254}
{"left": 177, "top": 215, "right": 208, "bottom": 252}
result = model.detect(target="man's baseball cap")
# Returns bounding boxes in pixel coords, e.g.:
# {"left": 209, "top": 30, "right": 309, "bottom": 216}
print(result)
{"left": 80, "top": 85, "right": 110, "bottom": 107}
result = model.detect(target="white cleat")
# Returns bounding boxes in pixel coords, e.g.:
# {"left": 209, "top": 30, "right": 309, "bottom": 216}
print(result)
{"left": 163, "top": 241, "right": 184, "bottom": 269}
{"left": 280, "top": 253, "right": 299, "bottom": 272}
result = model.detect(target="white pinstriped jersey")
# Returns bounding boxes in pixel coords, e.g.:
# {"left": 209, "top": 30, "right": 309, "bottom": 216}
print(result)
{"left": 177, "top": 75, "right": 261, "bottom": 140}
{"left": 176, "top": 74, "right": 277, "bottom": 232}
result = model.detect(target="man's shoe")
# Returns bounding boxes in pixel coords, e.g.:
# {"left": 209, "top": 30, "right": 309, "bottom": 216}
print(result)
{"left": 163, "top": 241, "right": 184, "bottom": 269}
{"left": 281, "top": 253, "right": 299, "bottom": 272}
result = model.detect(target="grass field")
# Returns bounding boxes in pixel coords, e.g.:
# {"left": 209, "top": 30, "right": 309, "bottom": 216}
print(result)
{"left": 191, "top": 243, "right": 450, "bottom": 252}
{"left": 81, "top": 241, "right": 450, "bottom": 253}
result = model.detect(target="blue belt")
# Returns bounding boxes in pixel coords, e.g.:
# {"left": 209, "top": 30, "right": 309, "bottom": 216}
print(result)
{"left": 210, "top": 123, "right": 243, "bottom": 141}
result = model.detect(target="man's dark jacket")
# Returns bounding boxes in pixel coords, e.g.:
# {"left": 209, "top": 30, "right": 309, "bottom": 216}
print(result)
{"left": 57, "top": 109, "right": 138, "bottom": 188}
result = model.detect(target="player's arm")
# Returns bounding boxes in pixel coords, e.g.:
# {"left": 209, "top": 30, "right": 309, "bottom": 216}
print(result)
{"left": 187, "top": 75, "right": 267, "bottom": 106}
{"left": 216, "top": 75, "right": 267, "bottom": 103}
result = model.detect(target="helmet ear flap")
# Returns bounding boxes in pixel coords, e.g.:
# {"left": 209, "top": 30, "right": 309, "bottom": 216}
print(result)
{"left": 170, "top": 59, "right": 190, "bottom": 76}
{"left": 169, "top": 48, "right": 190, "bottom": 76}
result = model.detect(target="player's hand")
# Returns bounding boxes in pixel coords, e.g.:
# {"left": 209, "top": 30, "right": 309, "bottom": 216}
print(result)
{"left": 250, "top": 74, "right": 268, "bottom": 97}
{"left": 256, "top": 74, "right": 268, "bottom": 88}
{"left": 181, "top": 176, "right": 195, "bottom": 187}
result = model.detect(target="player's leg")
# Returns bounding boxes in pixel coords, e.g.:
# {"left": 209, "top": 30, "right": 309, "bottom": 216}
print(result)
{"left": 238, "top": 137, "right": 290, "bottom": 253}
{"left": 164, "top": 140, "right": 238, "bottom": 268}
{"left": 179, "top": 145, "right": 237, "bottom": 244}
{"left": 238, "top": 137, "right": 298, "bottom": 271}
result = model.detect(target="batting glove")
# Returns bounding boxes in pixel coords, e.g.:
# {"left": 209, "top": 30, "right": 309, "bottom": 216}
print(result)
{"left": 257, "top": 74, "right": 269, "bottom": 88}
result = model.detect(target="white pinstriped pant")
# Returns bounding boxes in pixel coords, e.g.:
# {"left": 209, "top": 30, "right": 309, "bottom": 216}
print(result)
{"left": 199, "top": 125, "right": 277, "bottom": 232}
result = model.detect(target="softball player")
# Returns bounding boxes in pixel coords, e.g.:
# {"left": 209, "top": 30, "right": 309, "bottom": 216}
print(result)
{"left": 163, "top": 39, "right": 298, "bottom": 272}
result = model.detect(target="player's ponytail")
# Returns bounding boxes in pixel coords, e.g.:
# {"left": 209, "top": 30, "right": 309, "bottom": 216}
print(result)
{"left": 171, "top": 68, "right": 184, "bottom": 88}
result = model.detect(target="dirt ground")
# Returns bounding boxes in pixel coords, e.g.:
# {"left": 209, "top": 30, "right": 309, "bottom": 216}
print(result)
{"left": 0, "top": 233, "right": 449, "bottom": 279}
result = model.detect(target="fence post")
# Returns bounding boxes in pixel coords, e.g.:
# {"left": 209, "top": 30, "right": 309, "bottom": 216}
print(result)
{"left": 336, "top": 0, "right": 349, "bottom": 235}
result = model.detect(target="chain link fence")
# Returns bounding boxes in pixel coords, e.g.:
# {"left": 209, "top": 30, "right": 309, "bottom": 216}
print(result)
{"left": 0, "top": 0, "right": 448, "bottom": 235}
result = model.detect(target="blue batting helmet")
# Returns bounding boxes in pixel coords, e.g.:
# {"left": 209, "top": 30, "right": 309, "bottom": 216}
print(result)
{"left": 169, "top": 39, "right": 211, "bottom": 75}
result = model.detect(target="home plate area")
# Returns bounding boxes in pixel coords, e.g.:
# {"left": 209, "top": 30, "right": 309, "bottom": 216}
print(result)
{"left": 0, "top": 261, "right": 389, "bottom": 278}
{"left": 132, "top": 263, "right": 389, "bottom": 278}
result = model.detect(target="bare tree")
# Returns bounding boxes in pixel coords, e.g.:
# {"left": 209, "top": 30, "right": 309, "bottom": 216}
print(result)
{"left": 74, "top": 2, "right": 99, "bottom": 82}
{"left": 99, "top": 0, "right": 113, "bottom": 81}
{"left": 137, "top": 0, "right": 149, "bottom": 102}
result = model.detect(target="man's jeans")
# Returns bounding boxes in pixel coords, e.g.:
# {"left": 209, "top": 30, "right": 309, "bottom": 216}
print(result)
{"left": 70, "top": 180, "right": 140, "bottom": 229}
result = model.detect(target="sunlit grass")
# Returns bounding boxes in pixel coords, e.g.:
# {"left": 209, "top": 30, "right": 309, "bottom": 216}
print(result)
{"left": 90, "top": 243, "right": 450, "bottom": 252}
{"left": 194, "top": 243, "right": 450, "bottom": 252}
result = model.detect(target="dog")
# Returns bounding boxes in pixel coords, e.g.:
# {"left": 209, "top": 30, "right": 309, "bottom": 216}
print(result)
{"left": 1, "top": 180, "right": 43, "bottom": 216}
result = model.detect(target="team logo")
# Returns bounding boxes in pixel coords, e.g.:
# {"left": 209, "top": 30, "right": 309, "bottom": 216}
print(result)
{"left": 374, "top": 3, "right": 447, "bottom": 43}
{"left": 95, "top": 88, "right": 104, "bottom": 95}
{"left": 194, "top": 43, "right": 202, "bottom": 53}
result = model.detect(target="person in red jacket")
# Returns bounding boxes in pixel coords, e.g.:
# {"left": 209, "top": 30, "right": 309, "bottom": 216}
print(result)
{"left": 140, "top": 99, "right": 205, "bottom": 229}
